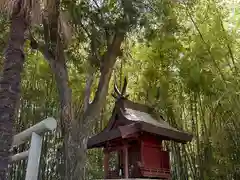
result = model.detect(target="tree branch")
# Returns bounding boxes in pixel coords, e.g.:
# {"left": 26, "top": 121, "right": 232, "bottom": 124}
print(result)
{"left": 83, "top": 31, "right": 125, "bottom": 124}
{"left": 84, "top": 65, "right": 95, "bottom": 113}
{"left": 28, "top": 31, "right": 54, "bottom": 62}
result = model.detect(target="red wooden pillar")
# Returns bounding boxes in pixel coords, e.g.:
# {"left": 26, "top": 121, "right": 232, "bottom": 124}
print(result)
{"left": 103, "top": 149, "right": 109, "bottom": 178}
{"left": 124, "top": 145, "right": 129, "bottom": 178}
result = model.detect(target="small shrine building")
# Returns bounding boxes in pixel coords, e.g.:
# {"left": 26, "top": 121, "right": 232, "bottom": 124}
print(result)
{"left": 87, "top": 80, "right": 193, "bottom": 179}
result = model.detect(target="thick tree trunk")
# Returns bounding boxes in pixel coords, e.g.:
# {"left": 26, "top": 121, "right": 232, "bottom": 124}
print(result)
{"left": 0, "top": 12, "right": 27, "bottom": 179}
{"left": 68, "top": 33, "right": 125, "bottom": 180}
{"left": 41, "top": 6, "right": 74, "bottom": 177}
{"left": 48, "top": 37, "right": 73, "bottom": 180}
{"left": 42, "top": 38, "right": 122, "bottom": 180}
{"left": 50, "top": 38, "right": 86, "bottom": 180}
{"left": 39, "top": 2, "right": 125, "bottom": 178}
{"left": 57, "top": 34, "right": 124, "bottom": 180}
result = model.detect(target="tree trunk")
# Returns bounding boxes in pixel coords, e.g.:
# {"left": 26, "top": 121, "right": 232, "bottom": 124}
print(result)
{"left": 0, "top": 12, "right": 27, "bottom": 179}
{"left": 48, "top": 36, "right": 73, "bottom": 180}
{"left": 49, "top": 36, "right": 86, "bottom": 180}
{"left": 39, "top": 2, "right": 125, "bottom": 178}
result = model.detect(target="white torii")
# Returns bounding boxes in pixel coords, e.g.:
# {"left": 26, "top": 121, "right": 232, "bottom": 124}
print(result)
{"left": 11, "top": 117, "right": 57, "bottom": 180}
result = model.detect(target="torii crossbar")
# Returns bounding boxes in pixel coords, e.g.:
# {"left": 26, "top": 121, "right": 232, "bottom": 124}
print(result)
{"left": 11, "top": 117, "right": 57, "bottom": 180}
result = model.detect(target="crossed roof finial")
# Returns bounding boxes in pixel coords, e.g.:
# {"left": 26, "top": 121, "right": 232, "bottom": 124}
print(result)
{"left": 112, "top": 75, "right": 129, "bottom": 100}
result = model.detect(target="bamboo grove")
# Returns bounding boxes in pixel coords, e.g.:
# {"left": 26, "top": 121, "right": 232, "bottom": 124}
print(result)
{"left": 0, "top": 0, "right": 240, "bottom": 180}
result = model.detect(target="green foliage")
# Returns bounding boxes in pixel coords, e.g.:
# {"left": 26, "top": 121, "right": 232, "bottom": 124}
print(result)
{"left": 2, "top": 0, "right": 240, "bottom": 179}
{"left": 127, "top": 0, "right": 240, "bottom": 179}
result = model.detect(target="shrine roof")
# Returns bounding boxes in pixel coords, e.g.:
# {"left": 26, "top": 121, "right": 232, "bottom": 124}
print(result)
{"left": 87, "top": 99, "right": 193, "bottom": 149}
{"left": 122, "top": 107, "right": 178, "bottom": 132}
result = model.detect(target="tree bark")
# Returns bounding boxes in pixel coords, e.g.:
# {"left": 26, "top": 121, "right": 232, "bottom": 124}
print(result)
{"left": 69, "top": 32, "right": 125, "bottom": 180}
{"left": 36, "top": 31, "right": 125, "bottom": 180}
{"left": 37, "top": 2, "right": 126, "bottom": 179}
{"left": 0, "top": 11, "right": 27, "bottom": 180}
{"left": 49, "top": 36, "right": 73, "bottom": 180}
